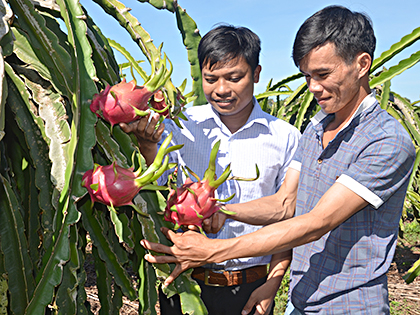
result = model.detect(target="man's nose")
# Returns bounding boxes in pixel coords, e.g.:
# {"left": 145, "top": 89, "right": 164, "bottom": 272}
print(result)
{"left": 307, "top": 78, "right": 323, "bottom": 94}
{"left": 215, "top": 79, "right": 230, "bottom": 96}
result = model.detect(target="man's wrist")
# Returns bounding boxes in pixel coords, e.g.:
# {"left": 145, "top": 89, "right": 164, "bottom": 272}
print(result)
{"left": 217, "top": 203, "right": 227, "bottom": 212}
{"left": 138, "top": 139, "right": 158, "bottom": 149}
{"left": 216, "top": 203, "right": 235, "bottom": 218}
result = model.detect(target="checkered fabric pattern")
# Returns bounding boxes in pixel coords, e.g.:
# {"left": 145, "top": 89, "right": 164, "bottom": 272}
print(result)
{"left": 289, "top": 93, "right": 415, "bottom": 313}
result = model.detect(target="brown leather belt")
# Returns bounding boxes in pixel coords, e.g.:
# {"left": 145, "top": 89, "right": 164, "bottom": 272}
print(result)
{"left": 192, "top": 265, "right": 268, "bottom": 287}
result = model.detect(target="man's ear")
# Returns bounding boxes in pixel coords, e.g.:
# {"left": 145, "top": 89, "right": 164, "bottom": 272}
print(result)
{"left": 254, "top": 65, "right": 262, "bottom": 83}
{"left": 357, "top": 52, "right": 371, "bottom": 78}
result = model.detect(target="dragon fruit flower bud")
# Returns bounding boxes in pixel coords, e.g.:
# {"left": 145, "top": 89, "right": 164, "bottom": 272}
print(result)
{"left": 149, "top": 90, "right": 169, "bottom": 117}
{"left": 149, "top": 87, "right": 194, "bottom": 129}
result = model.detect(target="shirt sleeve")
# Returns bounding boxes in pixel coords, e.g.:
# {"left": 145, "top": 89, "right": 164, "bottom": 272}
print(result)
{"left": 275, "top": 128, "right": 302, "bottom": 190}
{"left": 337, "top": 132, "right": 415, "bottom": 209}
{"left": 289, "top": 127, "right": 309, "bottom": 172}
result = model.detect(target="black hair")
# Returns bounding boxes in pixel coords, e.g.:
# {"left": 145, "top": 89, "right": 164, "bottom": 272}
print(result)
{"left": 198, "top": 24, "right": 261, "bottom": 72}
{"left": 292, "top": 5, "right": 376, "bottom": 67}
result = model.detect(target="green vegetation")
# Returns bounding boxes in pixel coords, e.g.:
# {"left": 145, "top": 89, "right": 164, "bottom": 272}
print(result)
{"left": 401, "top": 218, "right": 420, "bottom": 245}
{"left": 273, "top": 270, "right": 290, "bottom": 314}
{"left": 390, "top": 300, "right": 410, "bottom": 315}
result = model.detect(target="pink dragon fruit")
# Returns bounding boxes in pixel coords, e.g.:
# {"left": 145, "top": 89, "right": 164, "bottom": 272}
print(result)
{"left": 165, "top": 177, "right": 225, "bottom": 230}
{"left": 165, "top": 140, "right": 258, "bottom": 232}
{"left": 90, "top": 79, "right": 155, "bottom": 127}
{"left": 82, "top": 132, "right": 182, "bottom": 215}
{"left": 149, "top": 89, "right": 170, "bottom": 117}
{"left": 90, "top": 55, "right": 172, "bottom": 127}
{"left": 82, "top": 162, "right": 142, "bottom": 208}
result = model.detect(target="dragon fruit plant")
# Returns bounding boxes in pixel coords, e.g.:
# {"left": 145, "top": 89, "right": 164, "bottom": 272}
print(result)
{"left": 90, "top": 54, "right": 173, "bottom": 128}
{"left": 164, "top": 140, "right": 259, "bottom": 233}
{"left": 82, "top": 132, "right": 182, "bottom": 215}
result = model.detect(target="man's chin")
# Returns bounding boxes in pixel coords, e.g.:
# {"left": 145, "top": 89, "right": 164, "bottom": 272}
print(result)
{"left": 211, "top": 104, "right": 235, "bottom": 116}
{"left": 215, "top": 109, "right": 235, "bottom": 116}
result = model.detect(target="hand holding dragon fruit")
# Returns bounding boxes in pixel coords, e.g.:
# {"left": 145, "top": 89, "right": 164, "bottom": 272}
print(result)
{"left": 90, "top": 54, "right": 172, "bottom": 128}
{"left": 164, "top": 140, "right": 259, "bottom": 233}
{"left": 82, "top": 132, "right": 182, "bottom": 216}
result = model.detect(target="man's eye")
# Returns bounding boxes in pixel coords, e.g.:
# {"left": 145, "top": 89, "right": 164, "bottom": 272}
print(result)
{"left": 205, "top": 78, "right": 216, "bottom": 83}
{"left": 318, "top": 73, "right": 329, "bottom": 78}
{"left": 230, "top": 77, "right": 241, "bottom": 82}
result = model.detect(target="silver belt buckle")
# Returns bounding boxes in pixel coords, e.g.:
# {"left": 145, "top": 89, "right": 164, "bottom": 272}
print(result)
{"left": 204, "top": 269, "right": 225, "bottom": 287}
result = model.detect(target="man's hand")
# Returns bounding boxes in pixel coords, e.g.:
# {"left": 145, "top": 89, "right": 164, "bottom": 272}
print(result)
{"left": 119, "top": 112, "right": 164, "bottom": 165}
{"left": 141, "top": 227, "right": 218, "bottom": 287}
{"left": 241, "top": 278, "right": 278, "bottom": 315}
{"left": 119, "top": 112, "right": 164, "bottom": 144}
{"left": 202, "top": 210, "right": 228, "bottom": 234}
{"left": 185, "top": 205, "right": 228, "bottom": 234}
{"left": 242, "top": 251, "right": 291, "bottom": 315}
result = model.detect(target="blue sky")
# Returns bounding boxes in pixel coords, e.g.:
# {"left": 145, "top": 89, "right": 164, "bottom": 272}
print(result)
{"left": 82, "top": 0, "right": 420, "bottom": 102}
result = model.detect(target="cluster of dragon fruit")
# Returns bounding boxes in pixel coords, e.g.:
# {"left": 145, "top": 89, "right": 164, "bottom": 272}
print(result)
{"left": 83, "top": 55, "right": 255, "bottom": 231}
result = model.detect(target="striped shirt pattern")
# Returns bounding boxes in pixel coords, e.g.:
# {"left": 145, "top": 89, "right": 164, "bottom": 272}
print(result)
{"left": 160, "top": 97, "right": 301, "bottom": 270}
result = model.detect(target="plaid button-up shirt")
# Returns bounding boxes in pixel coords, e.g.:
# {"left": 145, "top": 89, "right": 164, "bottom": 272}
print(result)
{"left": 288, "top": 93, "right": 415, "bottom": 314}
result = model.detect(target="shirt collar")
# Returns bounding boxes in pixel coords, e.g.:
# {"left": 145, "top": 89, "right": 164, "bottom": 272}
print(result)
{"left": 195, "top": 97, "right": 271, "bottom": 132}
{"left": 310, "top": 90, "right": 378, "bottom": 128}
{"left": 242, "top": 97, "right": 271, "bottom": 130}
{"left": 192, "top": 103, "right": 219, "bottom": 123}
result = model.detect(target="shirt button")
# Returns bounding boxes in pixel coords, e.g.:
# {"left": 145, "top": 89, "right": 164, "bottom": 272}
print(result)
{"left": 317, "top": 159, "right": 322, "bottom": 164}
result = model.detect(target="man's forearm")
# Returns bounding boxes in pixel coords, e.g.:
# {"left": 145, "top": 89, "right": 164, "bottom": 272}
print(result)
{"left": 225, "top": 168, "right": 299, "bottom": 225}
{"left": 268, "top": 251, "right": 291, "bottom": 279}
{"left": 210, "top": 217, "right": 300, "bottom": 263}
{"left": 209, "top": 182, "right": 369, "bottom": 264}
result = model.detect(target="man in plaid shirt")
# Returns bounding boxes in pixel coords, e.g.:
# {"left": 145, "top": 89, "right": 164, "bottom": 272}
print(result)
{"left": 142, "top": 5, "right": 416, "bottom": 314}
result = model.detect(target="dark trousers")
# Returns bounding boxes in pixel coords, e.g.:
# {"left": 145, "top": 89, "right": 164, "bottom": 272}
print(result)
{"left": 159, "top": 276, "right": 274, "bottom": 315}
